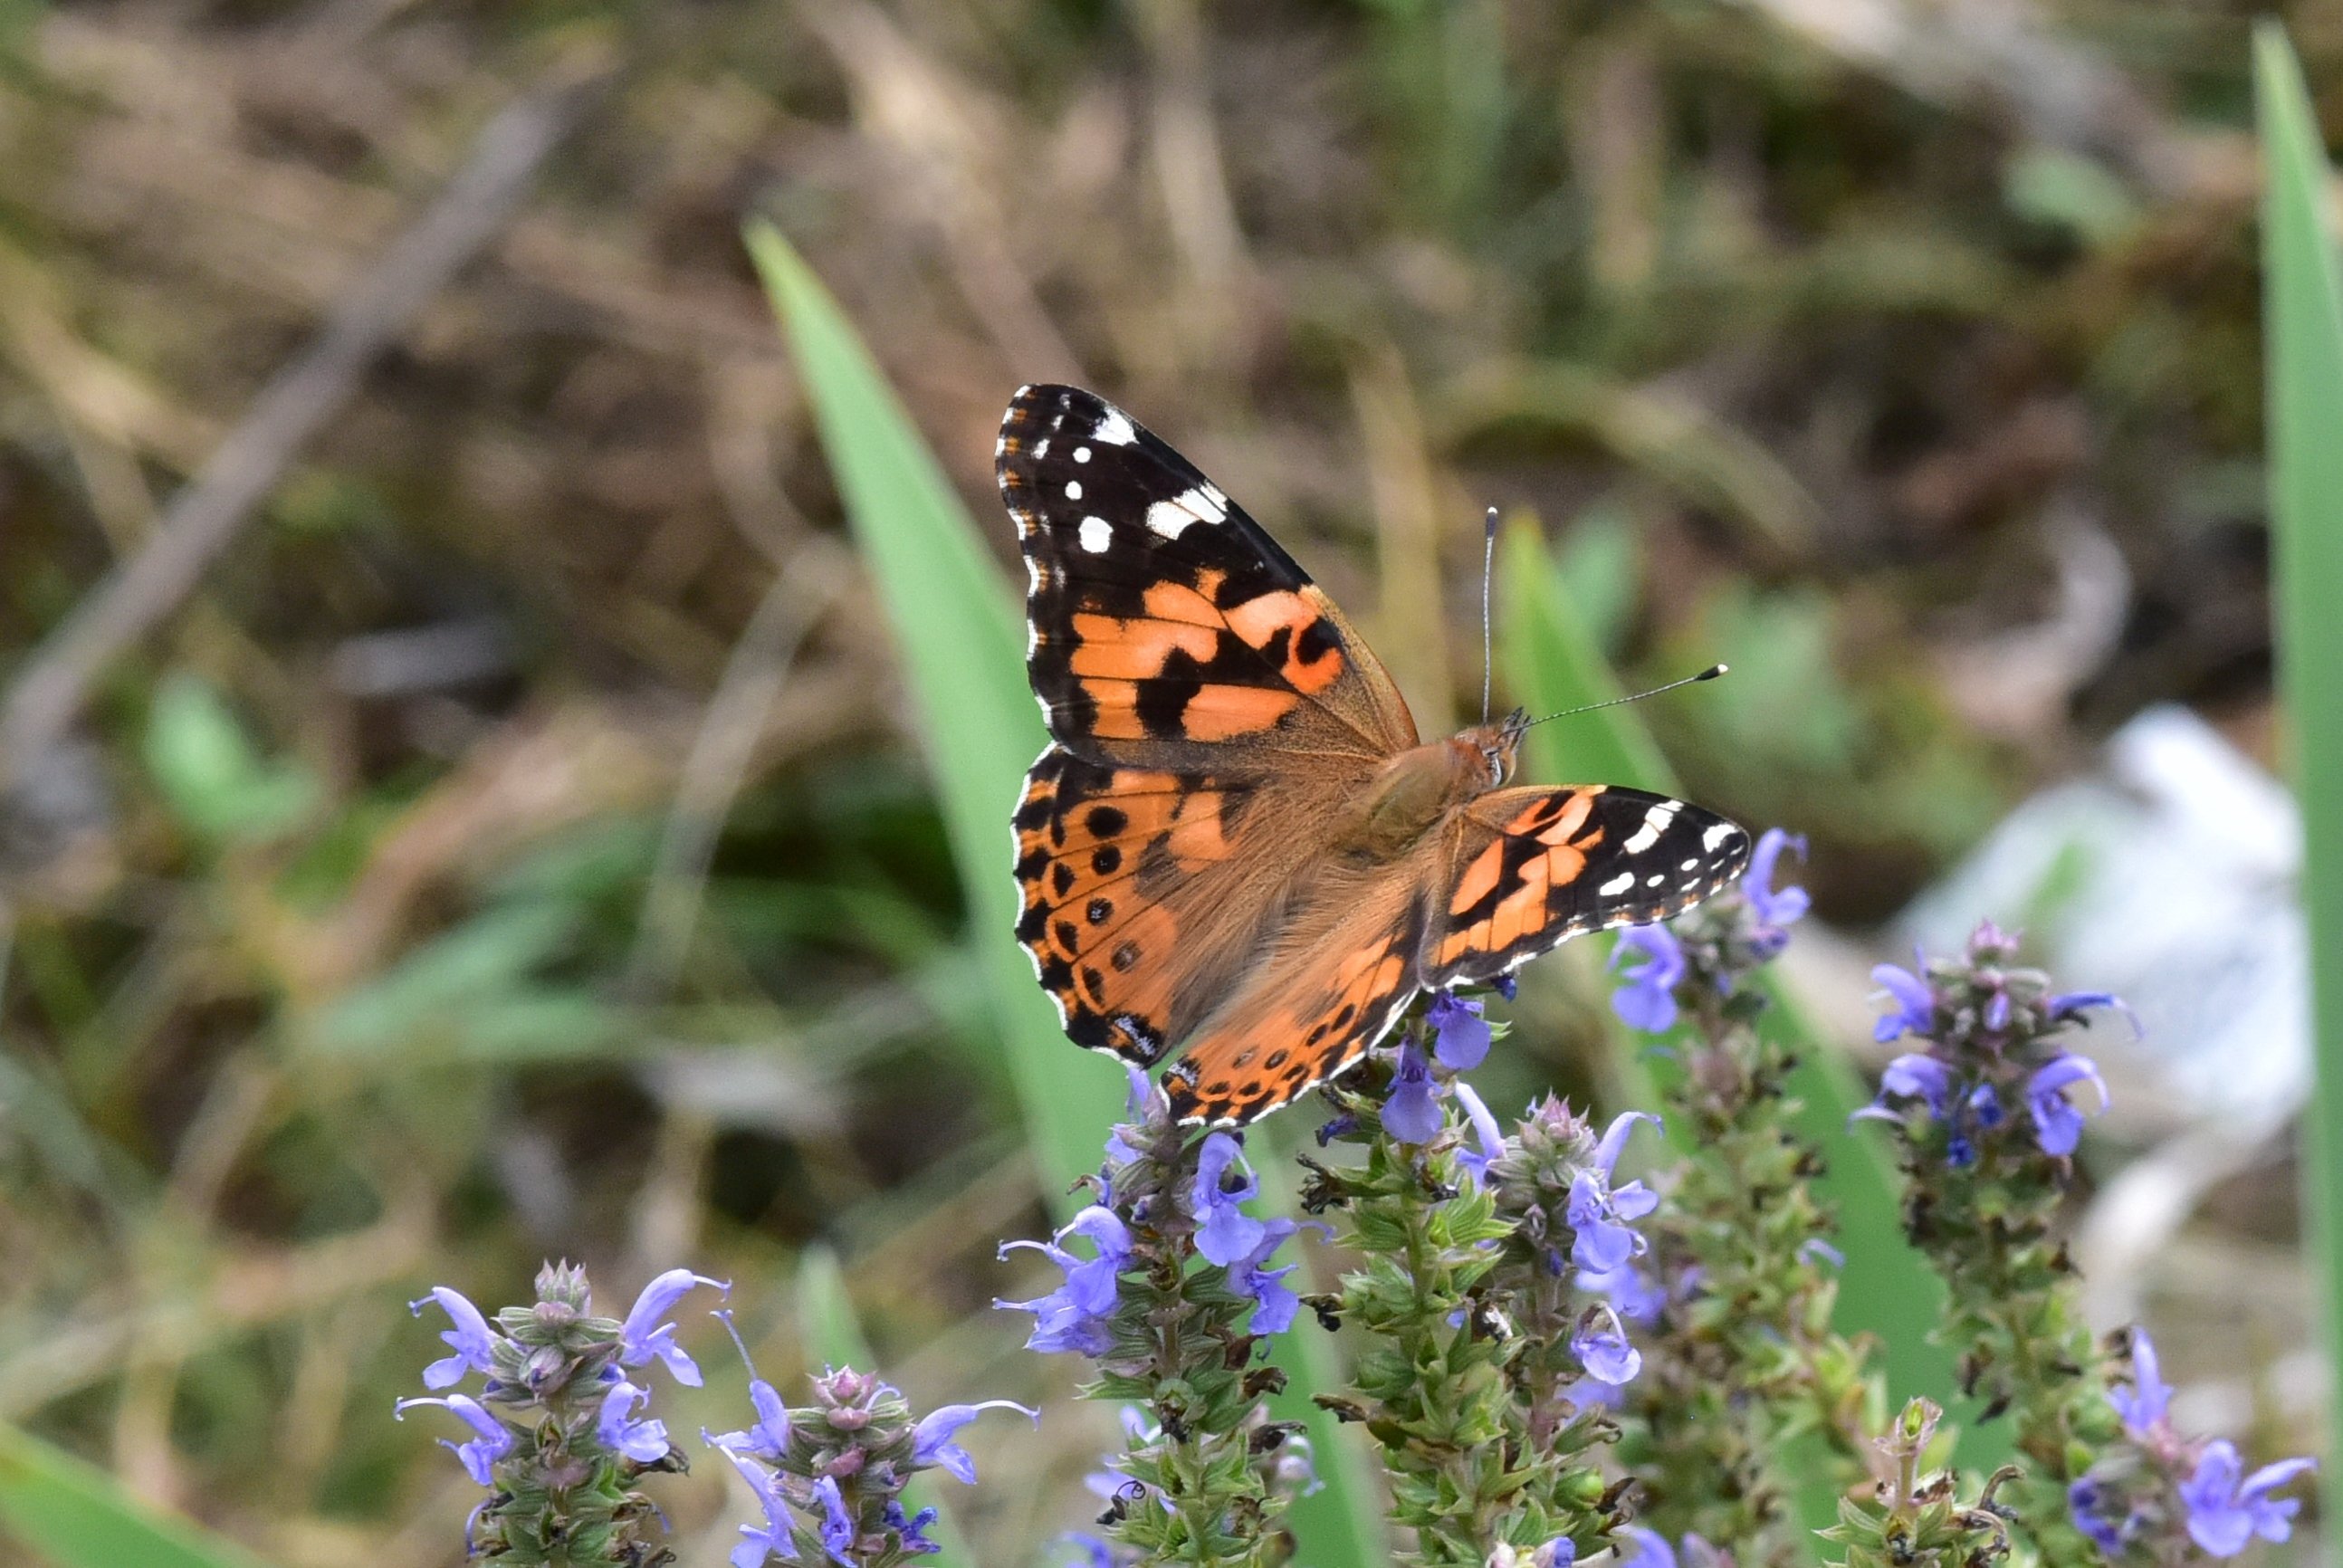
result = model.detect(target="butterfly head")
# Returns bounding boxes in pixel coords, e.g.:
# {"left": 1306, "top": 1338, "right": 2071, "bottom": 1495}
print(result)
{"left": 1464, "top": 708, "right": 1532, "bottom": 789}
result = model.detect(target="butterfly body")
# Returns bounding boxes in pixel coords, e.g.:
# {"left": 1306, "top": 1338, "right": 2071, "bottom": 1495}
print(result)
{"left": 998, "top": 384, "right": 1750, "bottom": 1126}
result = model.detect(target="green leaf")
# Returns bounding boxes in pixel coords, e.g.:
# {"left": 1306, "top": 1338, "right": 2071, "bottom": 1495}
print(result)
{"left": 1497, "top": 517, "right": 1985, "bottom": 1477}
{"left": 0, "top": 1423, "right": 273, "bottom": 1568}
{"left": 746, "top": 222, "right": 1123, "bottom": 1202}
{"left": 2252, "top": 22, "right": 2343, "bottom": 1535}
{"left": 143, "top": 674, "right": 320, "bottom": 844}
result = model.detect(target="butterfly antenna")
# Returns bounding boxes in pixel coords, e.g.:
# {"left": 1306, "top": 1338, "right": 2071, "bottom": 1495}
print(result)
{"left": 1525, "top": 664, "right": 1728, "bottom": 727}
{"left": 1479, "top": 506, "right": 1498, "bottom": 724}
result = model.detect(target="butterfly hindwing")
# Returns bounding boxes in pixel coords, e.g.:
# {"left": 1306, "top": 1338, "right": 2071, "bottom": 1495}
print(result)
{"left": 999, "top": 384, "right": 1414, "bottom": 773}
{"left": 1160, "top": 875, "right": 1428, "bottom": 1127}
{"left": 1423, "top": 785, "right": 1752, "bottom": 988}
{"left": 1013, "top": 744, "right": 1266, "bottom": 1066}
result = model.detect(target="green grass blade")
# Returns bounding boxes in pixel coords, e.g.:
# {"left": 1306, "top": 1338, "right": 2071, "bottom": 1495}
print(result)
{"left": 1497, "top": 518, "right": 1978, "bottom": 1455}
{"left": 0, "top": 1424, "right": 272, "bottom": 1568}
{"left": 746, "top": 222, "right": 1123, "bottom": 1203}
{"left": 2252, "top": 22, "right": 2343, "bottom": 1531}
{"left": 796, "top": 1248, "right": 977, "bottom": 1568}
{"left": 751, "top": 228, "right": 1375, "bottom": 1568}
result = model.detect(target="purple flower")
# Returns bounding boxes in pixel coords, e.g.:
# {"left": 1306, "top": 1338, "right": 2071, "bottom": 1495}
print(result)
{"left": 394, "top": 1393, "right": 514, "bottom": 1486}
{"left": 1452, "top": 1081, "right": 1506, "bottom": 1189}
{"left": 1870, "top": 961, "right": 1937, "bottom": 1043}
{"left": 1578, "top": 1259, "right": 1668, "bottom": 1325}
{"left": 1229, "top": 1218, "right": 1327, "bottom": 1334}
{"left": 718, "top": 1445, "right": 800, "bottom": 1565}
{"left": 2180, "top": 1440, "right": 2318, "bottom": 1556}
{"left": 1967, "top": 1082, "right": 2004, "bottom": 1128}
{"left": 1619, "top": 1527, "right": 1678, "bottom": 1568}
{"left": 2068, "top": 1477, "right": 2128, "bottom": 1554}
{"left": 885, "top": 1500, "right": 941, "bottom": 1556}
{"left": 2026, "top": 1054, "right": 2109, "bottom": 1156}
{"left": 1871, "top": 1053, "right": 1954, "bottom": 1118}
{"left": 911, "top": 1399, "right": 1038, "bottom": 1484}
{"left": 1946, "top": 1134, "right": 1976, "bottom": 1168}
{"left": 409, "top": 1286, "right": 501, "bottom": 1390}
{"left": 1191, "top": 1133, "right": 1267, "bottom": 1265}
{"left": 1744, "top": 828, "right": 1810, "bottom": 953}
{"left": 709, "top": 1376, "right": 793, "bottom": 1460}
{"left": 1570, "top": 1305, "right": 1641, "bottom": 1385}
{"left": 598, "top": 1380, "right": 673, "bottom": 1464}
{"left": 618, "top": 1269, "right": 729, "bottom": 1386}
{"left": 1984, "top": 989, "right": 2012, "bottom": 1032}
{"left": 1608, "top": 925, "right": 1685, "bottom": 1033}
{"left": 1539, "top": 1537, "right": 1577, "bottom": 1568}
{"left": 1063, "top": 1535, "right": 1116, "bottom": 1568}
{"left": 1427, "top": 990, "right": 1491, "bottom": 1069}
{"left": 2109, "top": 1326, "right": 2170, "bottom": 1435}
{"left": 1494, "top": 973, "right": 1518, "bottom": 1001}
{"left": 1567, "top": 1113, "right": 1661, "bottom": 1273}
{"left": 2047, "top": 990, "right": 2144, "bottom": 1037}
{"left": 1382, "top": 1041, "right": 1441, "bottom": 1143}
{"left": 813, "top": 1474, "right": 857, "bottom": 1566}
{"left": 997, "top": 1206, "right": 1133, "bottom": 1355}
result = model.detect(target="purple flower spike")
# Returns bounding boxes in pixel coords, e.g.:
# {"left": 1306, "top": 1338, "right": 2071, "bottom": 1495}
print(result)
{"left": 719, "top": 1446, "right": 800, "bottom": 1566}
{"left": 1608, "top": 925, "right": 1685, "bottom": 1033}
{"left": 1452, "top": 1081, "right": 1506, "bottom": 1189}
{"left": 395, "top": 1393, "right": 515, "bottom": 1486}
{"left": 813, "top": 1474, "right": 857, "bottom": 1567}
{"left": 1426, "top": 990, "right": 1492, "bottom": 1070}
{"left": 911, "top": 1399, "right": 1039, "bottom": 1484}
{"left": 1570, "top": 1305, "right": 1641, "bottom": 1385}
{"left": 409, "top": 1286, "right": 501, "bottom": 1390}
{"left": 1870, "top": 959, "right": 1937, "bottom": 1042}
{"left": 2180, "top": 1440, "right": 2319, "bottom": 1556}
{"left": 1620, "top": 1526, "right": 1678, "bottom": 1568}
{"left": 996, "top": 1205, "right": 1133, "bottom": 1356}
{"left": 2026, "top": 1054, "right": 2109, "bottom": 1156}
{"left": 2109, "top": 1325, "right": 2171, "bottom": 1435}
{"left": 1744, "top": 828, "right": 1810, "bottom": 952}
{"left": 619, "top": 1269, "right": 730, "bottom": 1386}
{"left": 1382, "top": 1041, "right": 1442, "bottom": 1143}
{"left": 598, "top": 1380, "right": 673, "bottom": 1464}
{"left": 1191, "top": 1133, "right": 1267, "bottom": 1266}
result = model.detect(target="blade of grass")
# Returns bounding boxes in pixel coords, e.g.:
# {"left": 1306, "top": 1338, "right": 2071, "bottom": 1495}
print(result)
{"left": 1497, "top": 517, "right": 1982, "bottom": 1462}
{"left": 2252, "top": 23, "right": 2343, "bottom": 1533}
{"left": 746, "top": 222, "right": 1123, "bottom": 1200}
{"left": 750, "top": 226, "right": 1376, "bottom": 1568}
{"left": 0, "top": 1423, "right": 272, "bottom": 1568}
{"left": 796, "top": 1247, "right": 976, "bottom": 1568}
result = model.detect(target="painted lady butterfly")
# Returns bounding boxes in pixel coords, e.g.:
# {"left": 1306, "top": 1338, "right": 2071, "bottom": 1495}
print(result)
{"left": 998, "top": 385, "right": 1750, "bottom": 1127}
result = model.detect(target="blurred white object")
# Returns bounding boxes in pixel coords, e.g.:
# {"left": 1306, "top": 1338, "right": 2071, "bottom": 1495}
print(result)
{"left": 1897, "top": 703, "right": 2308, "bottom": 1123}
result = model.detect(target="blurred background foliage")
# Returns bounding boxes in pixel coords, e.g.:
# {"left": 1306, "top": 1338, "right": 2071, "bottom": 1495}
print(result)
{"left": 0, "top": 0, "right": 2331, "bottom": 1563}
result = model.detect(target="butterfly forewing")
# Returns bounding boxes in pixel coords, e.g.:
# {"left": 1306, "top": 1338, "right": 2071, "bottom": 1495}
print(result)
{"left": 998, "top": 384, "right": 1414, "bottom": 774}
{"left": 1422, "top": 786, "right": 1752, "bottom": 988}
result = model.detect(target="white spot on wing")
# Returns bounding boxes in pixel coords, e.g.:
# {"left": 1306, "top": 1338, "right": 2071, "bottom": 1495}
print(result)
{"left": 1074, "top": 446, "right": 1092, "bottom": 463}
{"left": 1180, "top": 486, "right": 1227, "bottom": 523}
{"left": 1599, "top": 872, "right": 1635, "bottom": 895}
{"left": 1093, "top": 407, "right": 1138, "bottom": 445}
{"left": 1624, "top": 802, "right": 1679, "bottom": 855}
{"left": 1145, "top": 500, "right": 1196, "bottom": 540}
{"left": 1703, "top": 822, "right": 1736, "bottom": 851}
{"left": 1065, "top": 481, "right": 1083, "bottom": 500}
{"left": 1079, "top": 515, "right": 1114, "bottom": 553}
{"left": 1034, "top": 437, "right": 1050, "bottom": 458}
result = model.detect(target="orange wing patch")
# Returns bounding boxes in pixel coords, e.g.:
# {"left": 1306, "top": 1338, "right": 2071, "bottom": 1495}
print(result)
{"left": 1013, "top": 745, "right": 1255, "bottom": 1064}
{"left": 1162, "top": 891, "right": 1426, "bottom": 1127}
